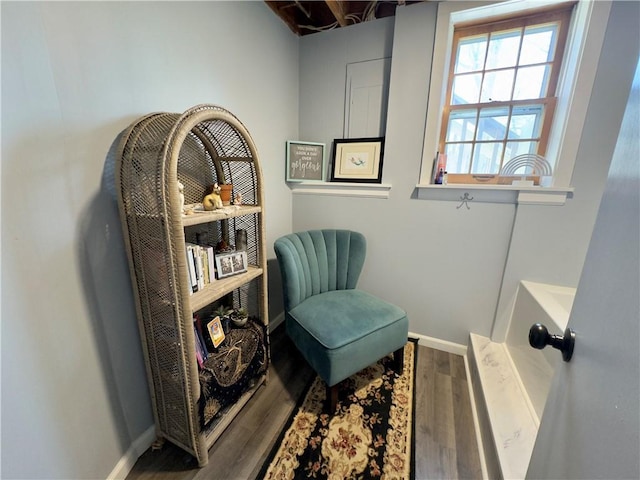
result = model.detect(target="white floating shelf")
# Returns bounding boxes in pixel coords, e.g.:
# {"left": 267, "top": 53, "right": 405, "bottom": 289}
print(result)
{"left": 289, "top": 181, "right": 392, "bottom": 199}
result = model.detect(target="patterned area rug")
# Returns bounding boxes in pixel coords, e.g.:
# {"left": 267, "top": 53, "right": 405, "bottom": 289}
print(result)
{"left": 259, "top": 339, "right": 417, "bottom": 479}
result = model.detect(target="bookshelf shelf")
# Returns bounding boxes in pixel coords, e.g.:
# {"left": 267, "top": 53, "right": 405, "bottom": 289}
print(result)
{"left": 116, "top": 105, "right": 269, "bottom": 467}
{"left": 181, "top": 205, "right": 262, "bottom": 227}
{"left": 189, "top": 266, "right": 263, "bottom": 312}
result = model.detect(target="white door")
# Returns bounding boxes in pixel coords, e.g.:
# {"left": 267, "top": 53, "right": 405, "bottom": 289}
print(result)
{"left": 526, "top": 61, "right": 640, "bottom": 478}
{"left": 344, "top": 58, "right": 391, "bottom": 138}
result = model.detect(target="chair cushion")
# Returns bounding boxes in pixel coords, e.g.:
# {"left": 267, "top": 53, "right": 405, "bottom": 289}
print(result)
{"left": 286, "top": 289, "right": 409, "bottom": 386}
{"left": 288, "top": 289, "right": 407, "bottom": 350}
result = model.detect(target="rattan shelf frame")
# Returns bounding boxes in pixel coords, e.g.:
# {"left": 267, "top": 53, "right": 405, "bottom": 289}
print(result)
{"left": 115, "top": 104, "right": 269, "bottom": 467}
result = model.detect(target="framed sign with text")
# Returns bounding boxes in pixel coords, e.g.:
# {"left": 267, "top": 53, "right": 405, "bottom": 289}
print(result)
{"left": 286, "top": 141, "right": 326, "bottom": 182}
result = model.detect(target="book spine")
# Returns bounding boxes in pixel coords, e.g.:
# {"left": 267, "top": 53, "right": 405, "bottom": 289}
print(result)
{"left": 195, "top": 245, "right": 204, "bottom": 290}
{"left": 202, "top": 248, "right": 209, "bottom": 285}
{"left": 193, "top": 314, "right": 208, "bottom": 357}
{"left": 193, "top": 323, "right": 205, "bottom": 368}
{"left": 186, "top": 245, "right": 197, "bottom": 293}
{"left": 207, "top": 246, "right": 216, "bottom": 281}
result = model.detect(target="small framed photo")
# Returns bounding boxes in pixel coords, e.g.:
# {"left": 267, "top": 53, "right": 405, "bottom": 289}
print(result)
{"left": 207, "top": 316, "right": 225, "bottom": 348}
{"left": 331, "top": 137, "right": 385, "bottom": 183}
{"left": 215, "top": 251, "right": 248, "bottom": 279}
{"left": 286, "top": 140, "right": 326, "bottom": 182}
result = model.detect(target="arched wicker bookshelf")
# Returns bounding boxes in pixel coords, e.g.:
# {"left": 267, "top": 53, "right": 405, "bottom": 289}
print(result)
{"left": 116, "top": 105, "right": 269, "bottom": 466}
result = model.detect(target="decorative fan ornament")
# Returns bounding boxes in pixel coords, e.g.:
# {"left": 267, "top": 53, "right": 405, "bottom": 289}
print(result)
{"left": 500, "top": 153, "right": 553, "bottom": 186}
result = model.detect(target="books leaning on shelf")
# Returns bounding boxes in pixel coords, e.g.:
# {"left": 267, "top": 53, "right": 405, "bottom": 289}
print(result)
{"left": 185, "top": 243, "right": 216, "bottom": 294}
{"left": 193, "top": 314, "right": 209, "bottom": 368}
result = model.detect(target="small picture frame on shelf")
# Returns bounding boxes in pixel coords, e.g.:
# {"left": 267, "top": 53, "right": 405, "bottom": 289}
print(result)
{"left": 286, "top": 140, "right": 326, "bottom": 182}
{"left": 207, "top": 316, "right": 225, "bottom": 348}
{"left": 330, "top": 137, "right": 384, "bottom": 183}
{"left": 215, "top": 251, "right": 248, "bottom": 279}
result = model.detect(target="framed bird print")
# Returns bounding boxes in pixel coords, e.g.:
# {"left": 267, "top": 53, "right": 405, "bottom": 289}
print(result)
{"left": 330, "top": 137, "right": 384, "bottom": 183}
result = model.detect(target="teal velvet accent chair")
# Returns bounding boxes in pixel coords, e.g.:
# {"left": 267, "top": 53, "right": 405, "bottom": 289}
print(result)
{"left": 274, "top": 229, "right": 409, "bottom": 411}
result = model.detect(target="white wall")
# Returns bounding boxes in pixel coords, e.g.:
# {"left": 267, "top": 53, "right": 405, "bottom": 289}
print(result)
{"left": 295, "top": 1, "right": 634, "bottom": 347}
{"left": 296, "top": 3, "right": 515, "bottom": 346}
{"left": 1, "top": 2, "right": 298, "bottom": 478}
{"left": 491, "top": 1, "right": 639, "bottom": 341}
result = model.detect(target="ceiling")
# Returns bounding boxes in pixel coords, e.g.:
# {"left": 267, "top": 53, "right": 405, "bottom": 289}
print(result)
{"left": 265, "top": 1, "right": 425, "bottom": 36}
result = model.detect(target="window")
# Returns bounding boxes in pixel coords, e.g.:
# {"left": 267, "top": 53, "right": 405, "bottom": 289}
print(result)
{"left": 440, "top": 5, "right": 573, "bottom": 183}
{"left": 418, "top": 0, "right": 612, "bottom": 204}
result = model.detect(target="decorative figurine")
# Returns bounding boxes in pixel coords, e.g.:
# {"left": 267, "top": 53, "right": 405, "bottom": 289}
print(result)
{"left": 234, "top": 191, "right": 243, "bottom": 206}
{"left": 203, "top": 183, "right": 224, "bottom": 211}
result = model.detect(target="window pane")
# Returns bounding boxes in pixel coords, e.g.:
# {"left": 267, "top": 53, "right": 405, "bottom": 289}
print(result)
{"left": 485, "top": 29, "right": 521, "bottom": 70}
{"left": 508, "top": 105, "right": 544, "bottom": 139}
{"left": 504, "top": 141, "right": 538, "bottom": 167}
{"left": 442, "top": 8, "right": 570, "bottom": 184}
{"left": 520, "top": 24, "right": 557, "bottom": 65}
{"left": 476, "top": 107, "right": 509, "bottom": 141}
{"left": 513, "top": 65, "right": 550, "bottom": 100}
{"left": 452, "top": 73, "right": 481, "bottom": 104}
{"left": 480, "top": 69, "right": 515, "bottom": 102}
{"left": 444, "top": 143, "right": 472, "bottom": 173}
{"left": 472, "top": 142, "right": 504, "bottom": 174}
{"left": 447, "top": 109, "right": 477, "bottom": 142}
{"left": 456, "top": 35, "right": 487, "bottom": 73}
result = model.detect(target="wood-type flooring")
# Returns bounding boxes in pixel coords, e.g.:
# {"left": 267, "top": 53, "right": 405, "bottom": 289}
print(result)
{"left": 126, "top": 326, "right": 483, "bottom": 479}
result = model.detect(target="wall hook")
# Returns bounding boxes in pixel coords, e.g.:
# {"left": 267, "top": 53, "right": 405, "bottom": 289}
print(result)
{"left": 457, "top": 192, "right": 473, "bottom": 209}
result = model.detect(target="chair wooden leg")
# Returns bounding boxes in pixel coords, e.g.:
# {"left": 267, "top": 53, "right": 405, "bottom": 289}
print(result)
{"left": 327, "top": 383, "right": 339, "bottom": 412}
{"left": 393, "top": 346, "right": 405, "bottom": 374}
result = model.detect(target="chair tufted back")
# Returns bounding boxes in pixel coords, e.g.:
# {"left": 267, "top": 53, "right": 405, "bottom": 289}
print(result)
{"left": 274, "top": 230, "right": 366, "bottom": 311}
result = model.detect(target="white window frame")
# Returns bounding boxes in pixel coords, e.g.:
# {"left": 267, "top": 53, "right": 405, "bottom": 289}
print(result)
{"left": 417, "top": 0, "right": 612, "bottom": 205}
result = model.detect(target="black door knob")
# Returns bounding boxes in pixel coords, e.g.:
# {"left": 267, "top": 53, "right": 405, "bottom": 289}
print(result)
{"left": 529, "top": 323, "right": 576, "bottom": 362}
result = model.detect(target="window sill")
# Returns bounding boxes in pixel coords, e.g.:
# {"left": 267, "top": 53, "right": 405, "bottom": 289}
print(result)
{"left": 289, "top": 182, "right": 392, "bottom": 199}
{"left": 415, "top": 184, "right": 574, "bottom": 205}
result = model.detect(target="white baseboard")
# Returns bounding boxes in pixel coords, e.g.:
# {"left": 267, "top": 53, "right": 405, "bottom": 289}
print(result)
{"left": 409, "top": 331, "right": 467, "bottom": 356}
{"left": 107, "top": 425, "right": 156, "bottom": 480}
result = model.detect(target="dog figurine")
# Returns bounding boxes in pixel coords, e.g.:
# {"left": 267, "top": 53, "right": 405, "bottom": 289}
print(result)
{"left": 203, "top": 183, "right": 224, "bottom": 211}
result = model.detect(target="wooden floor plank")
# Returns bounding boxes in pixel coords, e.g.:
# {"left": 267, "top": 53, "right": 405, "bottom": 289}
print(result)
{"left": 127, "top": 333, "right": 482, "bottom": 480}
{"left": 452, "top": 375, "right": 483, "bottom": 479}
{"left": 450, "top": 352, "right": 467, "bottom": 380}
{"left": 414, "top": 343, "right": 435, "bottom": 480}
{"left": 434, "top": 348, "right": 452, "bottom": 375}
{"left": 434, "top": 371, "right": 456, "bottom": 450}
